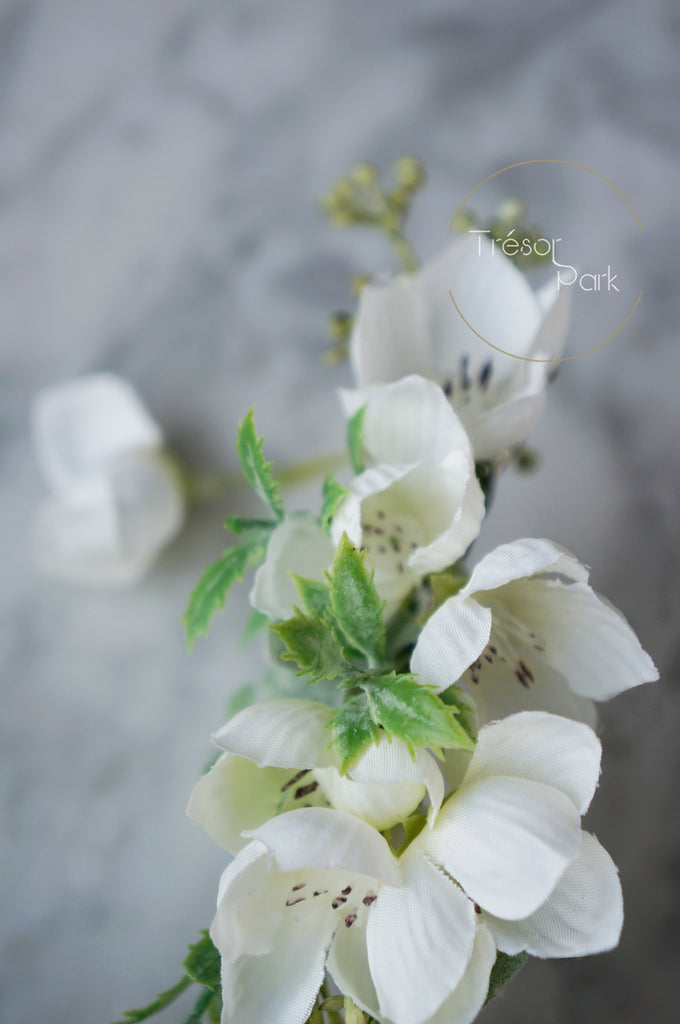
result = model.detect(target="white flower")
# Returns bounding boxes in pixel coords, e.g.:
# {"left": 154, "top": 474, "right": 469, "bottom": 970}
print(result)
{"left": 332, "top": 375, "right": 485, "bottom": 615}
{"left": 250, "top": 514, "right": 333, "bottom": 621}
{"left": 209, "top": 712, "right": 622, "bottom": 1024}
{"left": 188, "top": 697, "right": 444, "bottom": 844}
{"left": 350, "top": 235, "right": 571, "bottom": 460}
{"left": 411, "top": 538, "right": 658, "bottom": 727}
{"left": 31, "top": 374, "right": 185, "bottom": 586}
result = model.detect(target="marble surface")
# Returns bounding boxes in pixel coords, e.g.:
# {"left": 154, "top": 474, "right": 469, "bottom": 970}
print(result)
{"left": 1, "top": 1, "right": 679, "bottom": 1022}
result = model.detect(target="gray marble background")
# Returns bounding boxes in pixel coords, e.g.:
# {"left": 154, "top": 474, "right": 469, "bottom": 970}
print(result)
{"left": 2, "top": 1, "right": 679, "bottom": 1022}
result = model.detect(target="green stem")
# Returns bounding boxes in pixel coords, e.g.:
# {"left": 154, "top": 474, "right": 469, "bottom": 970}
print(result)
{"left": 385, "top": 226, "right": 419, "bottom": 273}
{"left": 182, "top": 986, "right": 213, "bottom": 1024}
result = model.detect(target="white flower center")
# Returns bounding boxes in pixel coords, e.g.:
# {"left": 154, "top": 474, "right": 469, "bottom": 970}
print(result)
{"left": 282, "top": 874, "right": 379, "bottom": 930}
{"left": 361, "top": 502, "right": 425, "bottom": 578}
{"left": 466, "top": 598, "right": 547, "bottom": 688}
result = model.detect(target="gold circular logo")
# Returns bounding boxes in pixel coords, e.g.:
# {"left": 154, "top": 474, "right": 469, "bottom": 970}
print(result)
{"left": 448, "top": 159, "right": 642, "bottom": 362}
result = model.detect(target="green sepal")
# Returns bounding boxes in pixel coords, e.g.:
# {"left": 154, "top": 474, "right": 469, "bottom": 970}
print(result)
{"left": 273, "top": 610, "right": 350, "bottom": 683}
{"left": 184, "top": 535, "right": 268, "bottom": 650}
{"left": 347, "top": 405, "right": 367, "bottom": 474}
{"left": 364, "top": 673, "right": 476, "bottom": 757}
{"left": 426, "top": 563, "right": 469, "bottom": 613}
{"left": 183, "top": 932, "right": 221, "bottom": 992}
{"left": 439, "top": 684, "right": 478, "bottom": 744}
{"left": 320, "top": 475, "right": 349, "bottom": 534}
{"left": 292, "top": 574, "right": 332, "bottom": 618}
{"left": 328, "top": 533, "right": 386, "bottom": 664}
{"left": 236, "top": 407, "right": 285, "bottom": 519}
{"left": 484, "top": 951, "right": 528, "bottom": 1004}
{"left": 329, "top": 691, "right": 381, "bottom": 773}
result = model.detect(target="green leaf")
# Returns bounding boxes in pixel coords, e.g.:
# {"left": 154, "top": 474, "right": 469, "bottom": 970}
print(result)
{"left": 182, "top": 987, "right": 214, "bottom": 1024}
{"left": 330, "top": 692, "right": 380, "bottom": 773}
{"left": 347, "top": 405, "right": 367, "bottom": 474}
{"left": 240, "top": 608, "right": 270, "bottom": 646}
{"left": 273, "top": 610, "right": 350, "bottom": 683}
{"left": 226, "top": 514, "right": 278, "bottom": 537}
{"left": 236, "top": 407, "right": 285, "bottom": 519}
{"left": 292, "top": 575, "right": 332, "bottom": 618}
{"left": 110, "top": 976, "right": 191, "bottom": 1024}
{"left": 184, "top": 932, "right": 221, "bottom": 992}
{"left": 328, "top": 534, "right": 385, "bottom": 664}
{"left": 320, "top": 475, "right": 349, "bottom": 534}
{"left": 365, "top": 673, "right": 476, "bottom": 756}
{"left": 426, "top": 564, "right": 469, "bottom": 613}
{"left": 439, "top": 684, "right": 478, "bottom": 744}
{"left": 184, "top": 536, "right": 268, "bottom": 649}
{"left": 485, "top": 951, "right": 528, "bottom": 1004}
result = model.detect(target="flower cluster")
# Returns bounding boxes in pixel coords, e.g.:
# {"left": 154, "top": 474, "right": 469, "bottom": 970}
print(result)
{"left": 179, "top": 232, "right": 657, "bottom": 1024}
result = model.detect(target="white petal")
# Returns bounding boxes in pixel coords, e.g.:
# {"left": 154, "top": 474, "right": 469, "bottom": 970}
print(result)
{"left": 467, "top": 386, "right": 546, "bottom": 461}
{"left": 462, "top": 538, "right": 564, "bottom": 598}
{"left": 246, "top": 807, "right": 400, "bottom": 885}
{"left": 349, "top": 274, "right": 434, "bottom": 387}
{"left": 508, "top": 577, "right": 659, "bottom": 700}
{"left": 218, "top": 892, "right": 332, "bottom": 1024}
{"left": 423, "top": 776, "right": 582, "bottom": 919}
{"left": 529, "top": 280, "right": 571, "bottom": 361}
{"left": 212, "top": 699, "right": 335, "bottom": 769}
{"left": 406, "top": 455, "right": 485, "bottom": 576}
{"left": 327, "top": 909, "right": 381, "bottom": 1020}
{"left": 485, "top": 832, "right": 623, "bottom": 958}
{"left": 459, "top": 653, "right": 598, "bottom": 730}
{"left": 314, "top": 735, "right": 444, "bottom": 830}
{"left": 367, "top": 847, "right": 476, "bottom": 1024}
{"left": 411, "top": 597, "right": 492, "bottom": 693}
{"left": 187, "top": 754, "right": 328, "bottom": 855}
{"left": 340, "top": 375, "right": 472, "bottom": 466}
{"left": 425, "top": 234, "right": 541, "bottom": 363}
{"left": 251, "top": 515, "right": 333, "bottom": 621}
{"left": 464, "top": 713, "right": 601, "bottom": 815}
{"left": 425, "top": 924, "right": 496, "bottom": 1024}
{"left": 212, "top": 842, "right": 275, "bottom": 958}
{"left": 32, "top": 374, "right": 161, "bottom": 499}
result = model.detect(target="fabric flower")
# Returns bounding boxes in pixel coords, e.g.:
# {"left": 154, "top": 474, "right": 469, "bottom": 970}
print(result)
{"left": 188, "top": 697, "right": 444, "bottom": 845}
{"left": 250, "top": 514, "right": 333, "bottom": 621}
{"left": 209, "top": 712, "right": 622, "bottom": 1024}
{"left": 31, "top": 373, "right": 185, "bottom": 585}
{"left": 411, "top": 537, "right": 658, "bottom": 727}
{"left": 350, "top": 234, "right": 571, "bottom": 460}
{"left": 331, "top": 375, "right": 485, "bottom": 615}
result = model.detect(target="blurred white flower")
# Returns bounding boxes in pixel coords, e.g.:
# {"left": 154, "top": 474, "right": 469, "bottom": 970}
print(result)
{"left": 411, "top": 537, "right": 659, "bottom": 726}
{"left": 350, "top": 235, "right": 571, "bottom": 460}
{"left": 332, "top": 375, "right": 485, "bottom": 615}
{"left": 188, "top": 697, "right": 444, "bottom": 843}
{"left": 31, "top": 373, "right": 185, "bottom": 586}
{"left": 209, "top": 712, "right": 621, "bottom": 1024}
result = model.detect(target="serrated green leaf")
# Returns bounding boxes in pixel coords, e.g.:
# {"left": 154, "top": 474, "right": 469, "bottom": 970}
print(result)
{"left": 347, "top": 405, "right": 367, "bottom": 474}
{"left": 110, "top": 976, "right": 191, "bottom": 1024}
{"left": 320, "top": 475, "right": 349, "bottom": 534}
{"left": 484, "top": 951, "right": 528, "bottom": 1004}
{"left": 364, "top": 673, "right": 475, "bottom": 755}
{"left": 226, "top": 514, "right": 278, "bottom": 537}
{"left": 236, "top": 407, "right": 285, "bottom": 519}
{"left": 330, "top": 692, "right": 380, "bottom": 772}
{"left": 328, "top": 533, "right": 385, "bottom": 664}
{"left": 273, "top": 610, "right": 349, "bottom": 682}
{"left": 184, "top": 537, "right": 268, "bottom": 650}
{"left": 183, "top": 932, "right": 221, "bottom": 992}
{"left": 292, "top": 575, "right": 332, "bottom": 618}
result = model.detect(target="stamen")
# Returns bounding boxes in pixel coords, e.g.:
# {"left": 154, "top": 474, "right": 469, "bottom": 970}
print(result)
{"left": 280, "top": 769, "right": 310, "bottom": 793}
